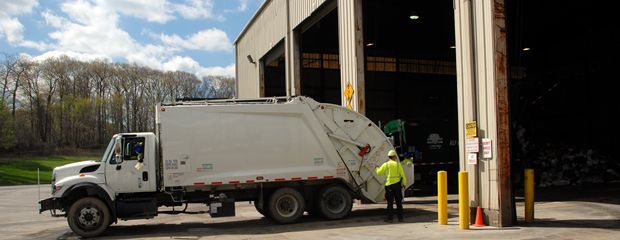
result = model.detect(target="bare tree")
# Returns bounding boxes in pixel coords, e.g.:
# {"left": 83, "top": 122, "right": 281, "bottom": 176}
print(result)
{"left": 1, "top": 53, "right": 18, "bottom": 105}
{"left": 204, "top": 75, "right": 236, "bottom": 99}
{"left": 0, "top": 54, "right": 236, "bottom": 153}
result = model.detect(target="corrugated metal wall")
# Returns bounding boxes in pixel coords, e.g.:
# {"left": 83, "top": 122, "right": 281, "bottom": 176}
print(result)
{"left": 236, "top": 0, "right": 287, "bottom": 98}
{"left": 290, "top": 0, "right": 326, "bottom": 28}
{"left": 337, "top": 0, "right": 364, "bottom": 113}
{"left": 236, "top": 0, "right": 330, "bottom": 98}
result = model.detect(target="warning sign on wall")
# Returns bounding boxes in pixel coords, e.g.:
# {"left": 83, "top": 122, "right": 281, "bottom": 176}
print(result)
{"left": 467, "top": 153, "right": 477, "bottom": 165}
{"left": 465, "top": 137, "right": 479, "bottom": 153}
{"left": 344, "top": 82, "right": 354, "bottom": 110}
{"left": 482, "top": 138, "right": 492, "bottom": 159}
{"left": 466, "top": 121, "right": 477, "bottom": 138}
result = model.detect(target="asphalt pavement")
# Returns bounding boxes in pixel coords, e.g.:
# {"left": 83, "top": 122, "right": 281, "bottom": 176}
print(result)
{"left": 1, "top": 184, "right": 618, "bottom": 240}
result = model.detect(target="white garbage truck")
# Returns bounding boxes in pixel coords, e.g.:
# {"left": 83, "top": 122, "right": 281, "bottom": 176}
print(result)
{"left": 39, "top": 96, "right": 414, "bottom": 237}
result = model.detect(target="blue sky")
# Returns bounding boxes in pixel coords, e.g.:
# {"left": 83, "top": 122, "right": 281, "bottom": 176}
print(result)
{"left": 0, "top": 0, "right": 264, "bottom": 78}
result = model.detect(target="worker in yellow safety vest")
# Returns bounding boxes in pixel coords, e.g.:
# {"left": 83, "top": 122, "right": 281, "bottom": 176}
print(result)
{"left": 375, "top": 149, "right": 407, "bottom": 223}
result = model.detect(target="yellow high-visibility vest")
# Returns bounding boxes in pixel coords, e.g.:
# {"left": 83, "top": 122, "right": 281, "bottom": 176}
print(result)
{"left": 376, "top": 159, "right": 407, "bottom": 187}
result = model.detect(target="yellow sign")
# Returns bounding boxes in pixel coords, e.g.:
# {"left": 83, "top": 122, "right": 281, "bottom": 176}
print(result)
{"left": 344, "top": 82, "right": 354, "bottom": 110}
{"left": 465, "top": 121, "right": 477, "bottom": 138}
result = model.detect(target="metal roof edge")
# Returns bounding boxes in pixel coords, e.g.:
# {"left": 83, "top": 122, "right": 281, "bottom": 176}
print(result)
{"left": 234, "top": 0, "right": 272, "bottom": 45}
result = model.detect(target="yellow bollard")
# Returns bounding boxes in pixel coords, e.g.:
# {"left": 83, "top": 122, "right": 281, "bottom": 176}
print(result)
{"left": 525, "top": 168, "right": 535, "bottom": 223}
{"left": 458, "top": 171, "right": 469, "bottom": 229}
{"left": 437, "top": 171, "right": 448, "bottom": 225}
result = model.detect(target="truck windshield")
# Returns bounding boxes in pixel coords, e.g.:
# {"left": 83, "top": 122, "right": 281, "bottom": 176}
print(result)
{"left": 100, "top": 138, "right": 115, "bottom": 163}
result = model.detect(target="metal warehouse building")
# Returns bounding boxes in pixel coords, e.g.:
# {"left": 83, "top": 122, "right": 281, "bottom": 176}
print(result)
{"left": 234, "top": 0, "right": 620, "bottom": 227}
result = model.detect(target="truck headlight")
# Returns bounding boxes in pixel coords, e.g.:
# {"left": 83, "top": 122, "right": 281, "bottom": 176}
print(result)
{"left": 52, "top": 184, "right": 62, "bottom": 194}
{"left": 51, "top": 173, "right": 56, "bottom": 193}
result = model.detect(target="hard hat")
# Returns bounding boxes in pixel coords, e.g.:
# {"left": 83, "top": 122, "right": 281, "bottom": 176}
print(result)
{"left": 388, "top": 150, "right": 397, "bottom": 157}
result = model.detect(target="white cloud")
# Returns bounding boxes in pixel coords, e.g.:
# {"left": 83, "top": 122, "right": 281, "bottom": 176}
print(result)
{"left": 98, "top": 0, "right": 174, "bottom": 23}
{"left": 31, "top": 50, "right": 110, "bottom": 62}
{"left": 198, "top": 63, "right": 235, "bottom": 78}
{"left": 96, "top": 0, "right": 224, "bottom": 23}
{"left": 125, "top": 44, "right": 176, "bottom": 69}
{"left": 164, "top": 56, "right": 235, "bottom": 78}
{"left": 175, "top": 0, "right": 223, "bottom": 21}
{"left": 42, "top": 0, "right": 137, "bottom": 57}
{"left": 0, "top": 0, "right": 49, "bottom": 50}
{"left": 13, "top": 0, "right": 234, "bottom": 79}
{"left": 18, "top": 40, "right": 51, "bottom": 50}
{"left": 237, "top": 0, "right": 249, "bottom": 12}
{"left": 160, "top": 28, "right": 232, "bottom": 52}
{"left": 0, "top": 16, "right": 26, "bottom": 43}
{"left": 0, "top": 0, "right": 38, "bottom": 16}
{"left": 225, "top": 0, "right": 250, "bottom": 13}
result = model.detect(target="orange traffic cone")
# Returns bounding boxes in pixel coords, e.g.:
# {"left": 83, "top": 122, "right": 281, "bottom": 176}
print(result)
{"left": 473, "top": 206, "right": 486, "bottom": 227}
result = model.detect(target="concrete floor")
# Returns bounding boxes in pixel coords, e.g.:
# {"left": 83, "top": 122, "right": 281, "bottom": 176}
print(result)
{"left": 1, "top": 184, "right": 618, "bottom": 240}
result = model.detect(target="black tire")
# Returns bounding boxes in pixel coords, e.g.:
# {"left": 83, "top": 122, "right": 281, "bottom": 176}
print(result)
{"left": 267, "top": 188, "right": 305, "bottom": 223}
{"left": 317, "top": 185, "right": 352, "bottom": 220}
{"left": 67, "top": 197, "right": 111, "bottom": 238}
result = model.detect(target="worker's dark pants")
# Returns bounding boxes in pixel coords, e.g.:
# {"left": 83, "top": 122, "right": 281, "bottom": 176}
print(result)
{"left": 385, "top": 181, "right": 403, "bottom": 220}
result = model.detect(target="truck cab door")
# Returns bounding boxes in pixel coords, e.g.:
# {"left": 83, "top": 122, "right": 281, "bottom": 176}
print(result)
{"left": 105, "top": 135, "right": 155, "bottom": 193}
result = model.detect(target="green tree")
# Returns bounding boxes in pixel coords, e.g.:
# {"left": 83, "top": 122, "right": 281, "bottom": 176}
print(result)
{"left": 0, "top": 103, "right": 16, "bottom": 150}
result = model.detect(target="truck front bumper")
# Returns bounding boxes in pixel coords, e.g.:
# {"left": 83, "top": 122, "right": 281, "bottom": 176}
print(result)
{"left": 39, "top": 197, "right": 63, "bottom": 215}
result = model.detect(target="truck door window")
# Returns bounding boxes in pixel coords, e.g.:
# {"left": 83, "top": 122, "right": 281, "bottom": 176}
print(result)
{"left": 122, "top": 137, "right": 146, "bottom": 161}
{"left": 109, "top": 152, "right": 118, "bottom": 164}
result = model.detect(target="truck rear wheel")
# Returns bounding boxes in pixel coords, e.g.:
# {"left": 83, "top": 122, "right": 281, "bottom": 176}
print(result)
{"left": 67, "top": 197, "right": 111, "bottom": 238}
{"left": 317, "top": 185, "right": 352, "bottom": 220}
{"left": 267, "top": 188, "right": 305, "bottom": 223}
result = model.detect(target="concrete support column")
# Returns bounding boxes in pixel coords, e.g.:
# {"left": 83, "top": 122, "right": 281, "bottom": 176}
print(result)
{"left": 285, "top": 0, "right": 292, "bottom": 97}
{"left": 285, "top": 0, "right": 302, "bottom": 97}
{"left": 454, "top": 0, "right": 513, "bottom": 227}
{"left": 290, "top": 30, "right": 301, "bottom": 96}
{"left": 337, "top": 0, "right": 365, "bottom": 114}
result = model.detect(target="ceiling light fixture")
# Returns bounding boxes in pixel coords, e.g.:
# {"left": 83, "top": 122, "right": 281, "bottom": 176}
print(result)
{"left": 522, "top": 47, "right": 531, "bottom": 51}
{"left": 366, "top": 42, "right": 375, "bottom": 47}
{"left": 409, "top": 11, "right": 420, "bottom": 20}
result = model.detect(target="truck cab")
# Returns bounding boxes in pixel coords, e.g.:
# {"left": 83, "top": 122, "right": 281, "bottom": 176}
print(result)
{"left": 41, "top": 133, "right": 157, "bottom": 237}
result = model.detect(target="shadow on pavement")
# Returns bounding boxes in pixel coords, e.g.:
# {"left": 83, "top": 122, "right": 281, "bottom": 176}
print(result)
{"left": 516, "top": 182, "right": 620, "bottom": 205}
{"left": 519, "top": 218, "right": 620, "bottom": 230}
{"left": 403, "top": 199, "right": 458, "bottom": 205}
{"left": 58, "top": 207, "right": 437, "bottom": 239}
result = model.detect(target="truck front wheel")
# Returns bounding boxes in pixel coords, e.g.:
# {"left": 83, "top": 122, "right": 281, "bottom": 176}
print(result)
{"left": 317, "top": 185, "right": 352, "bottom": 220}
{"left": 267, "top": 188, "right": 305, "bottom": 223}
{"left": 67, "top": 197, "right": 111, "bottom": 238}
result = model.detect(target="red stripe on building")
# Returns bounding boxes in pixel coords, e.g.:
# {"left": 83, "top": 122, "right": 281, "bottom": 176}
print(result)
{"left": 274, "top": 178, "right": 285, "bottom": 181}
{"left": 193, "top": 182, "right": 205, "bottom": 185}
{"left": 307, "top": 176, "right": 318, "bottom": 180}
{"left": 323, "top": 176, "right": 334, "bottom": 179}
{"left": 229, "top": 180, "right": 240, "bottom": 184}
{"left": 246, "top": 180, "right": 255, "bottom": 183}
{"left": 211, "top": 181, "right": 222, "bottom": 185}
{"left": 291, "top": 177, "right": 302, "bottom": 181}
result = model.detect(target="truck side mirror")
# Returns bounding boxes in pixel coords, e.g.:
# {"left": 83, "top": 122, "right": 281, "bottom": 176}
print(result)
{"left": 114, "top": 139, "right": 123, "bottom": 164}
